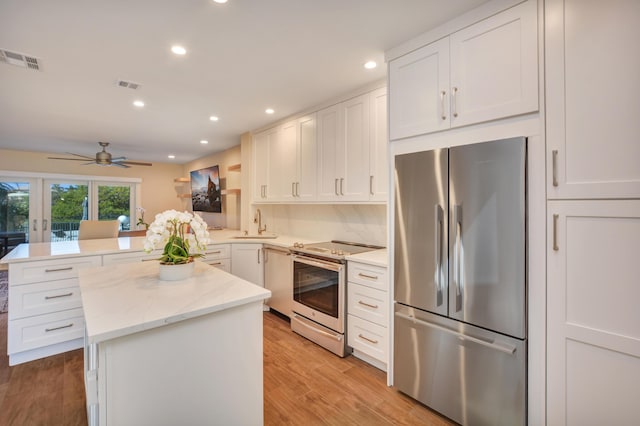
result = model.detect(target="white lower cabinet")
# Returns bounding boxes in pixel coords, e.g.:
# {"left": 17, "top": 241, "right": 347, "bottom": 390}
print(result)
{"left": 7, "top": 255, "right": 102, "bottom": 365}
{"left": 231, "top": 243, "right": 264, "bottom": 287}
{"left": 547, "top": 200, "right": 640, "bottom": 424}
{"left": 202, "top": 243, "right": 231, "bottom": 273}
{"left": 347, "top": 260, "right": 388, "bottom": 370}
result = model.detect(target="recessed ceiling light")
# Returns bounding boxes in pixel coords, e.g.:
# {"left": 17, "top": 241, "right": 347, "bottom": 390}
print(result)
{"left": 265, "top": 108, "right": 275, "bottom": 114}
{"left": 364, "top": 61, "right": 377, "bottom": 70}
{"left": 171, "top": 46, "right": 186, "bottom": 55}
{"left": 209, "top": 116, "right": 219, "bottom": 122}
{"left": 200, "top": 140, "right": 209, "bottom": 144}
{"left": 213, "top": 0, "right": 228, "bottom": 3}
{"left": 168, "top": 155, "right": 175, "bottom": 159}
{"left": 133, "top": 100, "right": 145, "bottom": 107}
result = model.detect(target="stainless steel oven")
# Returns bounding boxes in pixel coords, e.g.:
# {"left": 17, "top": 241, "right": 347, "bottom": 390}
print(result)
{"left": 290, "top": 241, "right": 382, "bottom": 357}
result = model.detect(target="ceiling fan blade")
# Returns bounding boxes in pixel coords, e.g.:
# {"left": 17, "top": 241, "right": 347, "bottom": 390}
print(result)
{"left": 82, "top": 161, "right": 97, "bottom": 166}
{"left": 121, "top": 161, "right": 153, "bottom": 166}
{"left": 111, "top": 162, "right": 130, "bottom": 168}
{"left": 111, "top": 156, "right": 127, "bottom": 162}
{"left": 66, "top": 152, "right": 96, "bottom": 160}
{"left": 47, "top": 156, "right": 93, "bottom": 161}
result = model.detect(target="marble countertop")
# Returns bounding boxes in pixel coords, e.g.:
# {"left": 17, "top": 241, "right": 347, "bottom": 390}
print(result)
{"left": 0, "top": 229, "right": 320, "bottom": 263}
{"left": 79, "top": 260, "right": 271, "bottom": 344}
{"left": 346, "top": 248, "right": 388, "bottom": 268}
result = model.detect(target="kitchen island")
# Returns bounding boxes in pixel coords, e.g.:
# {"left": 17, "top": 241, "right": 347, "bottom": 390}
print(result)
{"left": 79, "top": 260, "right": 270, "bottom": 426}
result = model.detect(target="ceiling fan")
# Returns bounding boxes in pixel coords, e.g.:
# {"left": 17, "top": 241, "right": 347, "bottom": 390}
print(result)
{"left": 48, "top": 142, "right": 152, "bottom": 168}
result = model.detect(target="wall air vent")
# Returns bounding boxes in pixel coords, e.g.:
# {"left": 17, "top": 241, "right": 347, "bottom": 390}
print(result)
{"left": 0, "top": 49, "right": 41, "bottom": 71}
{"left": 116, "top": 79, "right": 141, "bottom": 90}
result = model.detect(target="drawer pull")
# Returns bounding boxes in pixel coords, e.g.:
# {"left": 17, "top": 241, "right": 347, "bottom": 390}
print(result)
{"left": 358, "top": 300, "right": 379, "bottom": 309}
{"left": 45, "top": 292, "right": 73, "bottom": 300}
{"left": 208, "top": 250, "right": 222, "bottom": 254}
{"left": 211, "top": 262, "right": 222, "bottom": 266}
{"left": 45, "top": 266, "right": 73, "bottom": 273}
{"left": 358, "top": 334, "right": 379, "bottom": 344}
{"left": 45, "top": 323, "right": 74, "bottom": 332}
{"left": 358, "top": 273, "right": 378, "bottom": 280}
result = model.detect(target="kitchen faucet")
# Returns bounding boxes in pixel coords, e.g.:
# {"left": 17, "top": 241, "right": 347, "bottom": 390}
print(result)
{"left": 254, "top": 208, "right": 267, "bottom": 235}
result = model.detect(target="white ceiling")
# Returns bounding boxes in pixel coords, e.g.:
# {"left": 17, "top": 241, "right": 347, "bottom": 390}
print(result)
{"left": 0, "top": 0, "right": 487, "bottom": 165}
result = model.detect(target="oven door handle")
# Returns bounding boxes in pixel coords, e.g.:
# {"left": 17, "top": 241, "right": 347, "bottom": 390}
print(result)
{"left": 292, "top": 254, "right": 343, "bottom": 272}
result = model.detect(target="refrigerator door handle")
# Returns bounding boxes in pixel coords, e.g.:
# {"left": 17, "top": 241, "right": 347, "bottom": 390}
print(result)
{"left": 453, "top": 204, "right": 463, "bottom": 312}
{"left": 395, "top": 311, "right": 517, "bottom": 355}
{"left": 434, "top": 204, "right": 444, "bottom": 306}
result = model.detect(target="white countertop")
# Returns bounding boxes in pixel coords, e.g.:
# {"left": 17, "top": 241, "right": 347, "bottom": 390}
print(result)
{"left": 79, "top": 260, "right": 271, "bottom": 344}
{"left": 0, "top": 230, "right": 320, "bottom": 263}
{"left": 346, "top": 248, "right": 388, "bottom": 268}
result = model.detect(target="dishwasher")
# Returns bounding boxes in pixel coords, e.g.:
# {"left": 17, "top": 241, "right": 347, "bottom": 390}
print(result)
{"left": 263, "top": 245, "right": 293, "bottom": 317}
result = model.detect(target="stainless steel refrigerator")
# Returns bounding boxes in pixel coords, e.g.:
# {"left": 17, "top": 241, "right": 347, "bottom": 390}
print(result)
{"left": 393, "top": 137, "right": 527, "bottom": 425}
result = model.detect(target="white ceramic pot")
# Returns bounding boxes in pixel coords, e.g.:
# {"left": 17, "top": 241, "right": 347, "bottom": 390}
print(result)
{"left": 158, "top": 261, "right": 195, "bottom": 281}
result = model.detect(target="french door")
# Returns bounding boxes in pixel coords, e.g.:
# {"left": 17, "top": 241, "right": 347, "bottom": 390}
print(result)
{"left": 43, "top": 180, "right": 135, "bottom": 242}
{"left": 0, "top": 177, "right": 40, "bottom": 245}
{"left": 1, "top": 172, "right": 139, "bottom": 247}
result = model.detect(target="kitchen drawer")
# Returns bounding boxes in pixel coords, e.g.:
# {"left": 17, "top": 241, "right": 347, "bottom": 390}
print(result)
{"left": 348, "top": 262, "right": 388, "bottom": 291}
{"left": 204, "top": 244, "right": 231, "bottom": 261}
{"left": 347, "top": 282, "right": 388, "bottom": 327}
{"left": 9, "top": 279, "right": 81, "bottom": 320}
{"left": 347, "top": 314, "right": 388, "bottom": 364}
{"left": 204, "top": 258, "right": 231, "bottom": 273}
{"left": 10, "top": 256, "right": 102, "bottom": 285}
{"left": 102, "top": 251, "right": 161, "bottom": 265}
{"left": 8, "top": 308, "right": 85, "bottom": 353}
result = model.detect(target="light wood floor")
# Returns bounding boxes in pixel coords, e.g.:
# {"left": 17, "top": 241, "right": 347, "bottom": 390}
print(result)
{"left": 0, "top": 311, "right": 453, "bottom": 425}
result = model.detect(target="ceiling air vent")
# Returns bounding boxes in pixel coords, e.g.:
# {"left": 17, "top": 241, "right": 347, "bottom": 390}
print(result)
{"left": 116, "top": 79, "right": 141, "bottom": 90}
{"left": 0, "top": 49, "right": 41, "bottom": 71}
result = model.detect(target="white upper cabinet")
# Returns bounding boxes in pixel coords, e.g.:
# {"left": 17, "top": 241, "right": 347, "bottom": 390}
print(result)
{"left": 341, "top": 93, "right": 371, "bottom": 201}
{"left": 389, "top": 0, "right": 538, "bottom": 140}
{"left": 296, "top": 114, "right": 317, "bottom": 201}
{"left": 389, "top": 38, "right": 450, "bottom": 140}
{"left": 255, "top": 87, "right": 387, "bottom": 204}
{"left": 546, "top": 0, "right": 640, "bottom": 199}
{"left": 369, "top": 87, "right": 388, "bottom": 201}
{"left": 316, "top": 103, "right": 343, "bottom": 202}
{"left": 278, "top": 115, "right": 317, "bottom": 202}
{"left": 276, "top": 119, "right": 298, "bottom": 202}
{"left": 253, "top": 126, "right": 278, "bottom": 201}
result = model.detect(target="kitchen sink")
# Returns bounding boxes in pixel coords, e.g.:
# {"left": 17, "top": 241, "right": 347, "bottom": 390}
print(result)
{"left": 233, "top": 233, "right": 278, "bottom": 239}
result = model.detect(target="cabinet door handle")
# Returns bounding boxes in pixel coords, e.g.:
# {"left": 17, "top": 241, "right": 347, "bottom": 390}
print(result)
{"left": 553, "top": 214, "right": 559, "bottom": 251}
{"left": 552, "top": 150, "right": 559, "bottom": 187}
{"left": 296, "top": 182, "right": 300, "bottom": 197}
{"left": 340, "top": 178, "right": 344, "bottom": 195}
{"left": 440, "top": 90, "right": 447, "bottom": 120}
{"left": 45, "top": 292, "right": 73, "bottom": 300}
{"left": 45, "top": 266, "right": 73, "bottom": 273}
{"left": 43, "top": 219, "right": 48, "bottom": 231}
{"left": 334, "top": 178, "right": 339, "bottom": 196}
{"left": 369, "top": 175, "right": 374, "bottom": 196}
{"left": 358, "top": 300, "right": 379, "bottom": 309}
{"left": 292, "top": 182, "right": 296, "bottom": 197}
{"left": 45, "top": 323, "right": 74, "bottom": 332}
{"left": 257, "top": 249, "right": 261, "bottom": 264}
{"left": 358, "top": 334, "right": 379, "bottom": 345}
{"left": 452, "top": 87, "right": 459, "bottom": 118}
{"left": 358, "top": 273, "right": 378, "bottom": 280}
{"left": 33, "top": 219, "right": 37, "bottom": 231}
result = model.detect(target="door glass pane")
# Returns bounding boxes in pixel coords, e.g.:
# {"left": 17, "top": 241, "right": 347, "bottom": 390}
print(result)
{"left": 97, "top": 184, "right": 132, "bottom": 231}
{"left": 0, "top": 181, "right": 30, "bottom": 256}
{"left": 50, "top": 183, "right": 89, "bottom": 242}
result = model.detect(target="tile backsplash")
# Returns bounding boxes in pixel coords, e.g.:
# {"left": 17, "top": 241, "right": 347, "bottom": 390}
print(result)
{"left": 257, "top": 204, "right": 387, "bottom": 247}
